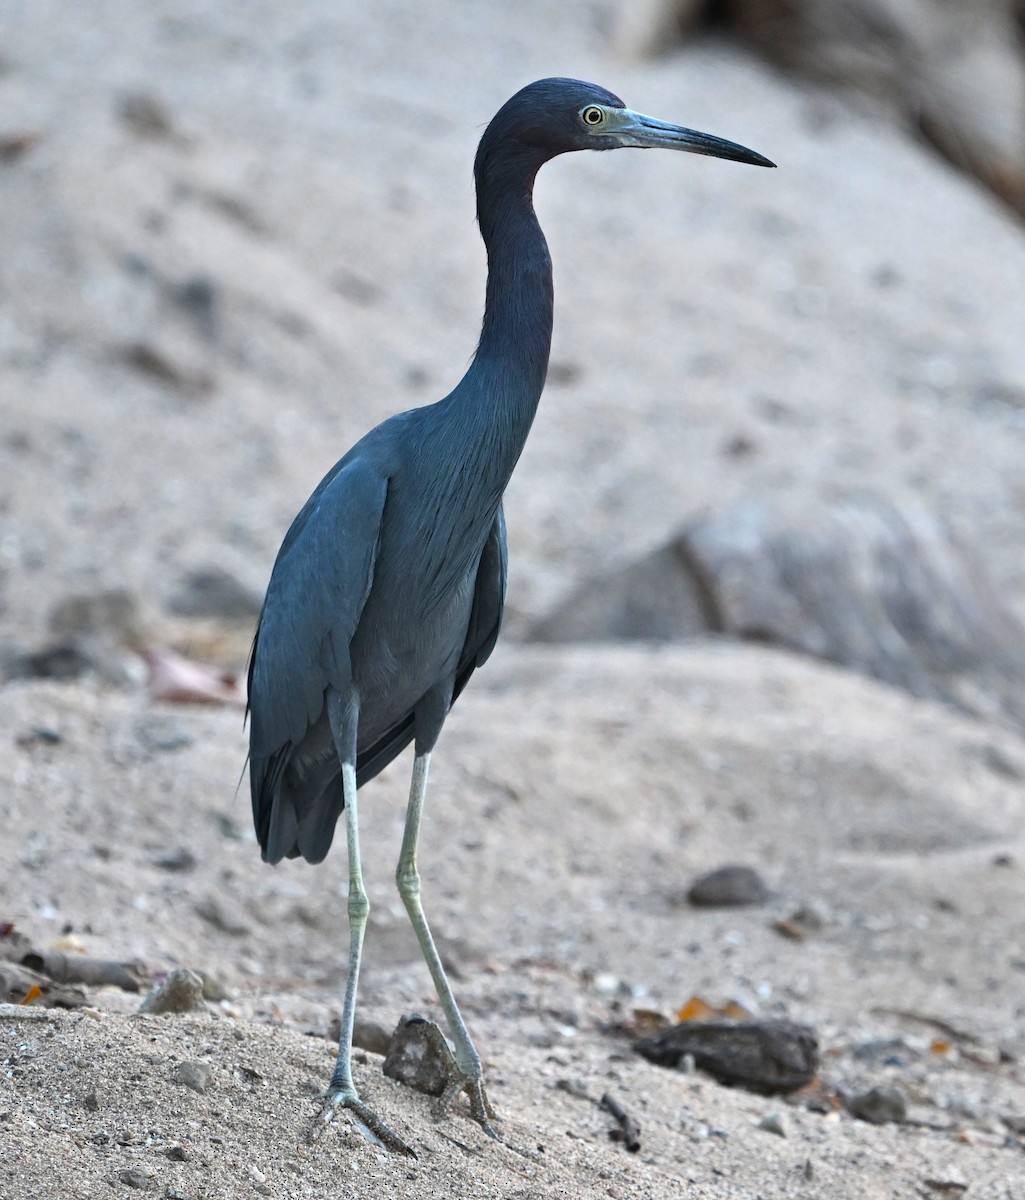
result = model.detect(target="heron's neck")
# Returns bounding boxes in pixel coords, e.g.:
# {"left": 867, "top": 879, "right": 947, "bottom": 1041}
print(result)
{"left": 452, "top": 151, "right": 554, "bottom": 472}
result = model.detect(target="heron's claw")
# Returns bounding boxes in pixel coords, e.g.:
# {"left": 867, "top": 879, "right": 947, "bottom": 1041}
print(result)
{"left": 309, "top": 1087, "right": 417, "bottom": 1158}
{"left": 438, "top": 1072, "right": 499, "bottom": 1139}
{"left": 411, "top": 1016, "right": 499, "bottom": 1138}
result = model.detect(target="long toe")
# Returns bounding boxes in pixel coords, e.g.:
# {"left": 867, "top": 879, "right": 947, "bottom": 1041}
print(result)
{"left": 438, "top": 1073, "right": 499, "bottom": 1140}
{"left": 310, "top": 1087, "right": 417, "bottom": 1157}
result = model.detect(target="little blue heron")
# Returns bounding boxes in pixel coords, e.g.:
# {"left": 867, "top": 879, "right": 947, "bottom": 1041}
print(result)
{"left": 248, "top": 77, "right": 773, "bottom": 1152}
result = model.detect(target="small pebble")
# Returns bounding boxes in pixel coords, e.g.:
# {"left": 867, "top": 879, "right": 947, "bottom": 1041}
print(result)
{"left": 846, "top": 1084, "right": 908, "bottom": 1125}
{"left": 758, "top": 1111, "right": 787, "bottom": 1137}
{"left": 173, "top": 1061, "right": 212, "bottom": 1094}
{"left": 117, "top": 1167, "right": 154, "bottom": 1189}
{"left": 139, "top": 968, "right": 205, "bottom": 1015}
{"left": 150, "top": 847, "right": 197, "bottom": 873}
{"left": 193, "top": 896, "right": 251, "bottom": 937}
{"left": 84, "top": 1091, "right": 101, "bottom": 1112}
{"left": 686, "top": 865, "right": 770, "bottom": 908}
{"left": 165, "top": 1144, "right": 189, "bottom": 1162}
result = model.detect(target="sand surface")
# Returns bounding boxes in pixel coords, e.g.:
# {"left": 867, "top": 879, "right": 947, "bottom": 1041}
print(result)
{"left": 2, "top": 3, "right": 1025, "bottom": 1197}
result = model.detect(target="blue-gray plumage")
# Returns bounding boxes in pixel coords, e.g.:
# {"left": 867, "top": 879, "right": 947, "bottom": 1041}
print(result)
{"left": 247, "top": 77, "right": 773, "bottom": 1153}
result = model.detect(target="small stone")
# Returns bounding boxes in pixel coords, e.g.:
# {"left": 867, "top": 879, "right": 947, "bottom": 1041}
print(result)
{"left": 193, "top": 896, "right": 251, "bottom": 937}
{"left": 758, "top": 1111, "right": 787, "bottom": 1137}
{"left": 167, "top": 567, "right": 262, "bottom": 620}
{"left": 118, "top": 92, "right": 175, "bottom": 139}
{"left": 150, "top": 848, "right": 197, "bottom": 873}
{"left": 139, "top": 969, "right": 205, "bottom": 1015}
{"left": 686, "top": 865, "right": 770, "bottom": 908}
{"left": 134, "top": 717, "right": 193, "bottom": 754}
{"left": 84, "top": 1091, "right": 101, "bottom": 1112}
{"left": 846, "top": 1084, "right": 908, "bottom": 1125}
{"left": 50, "top": 589, "right": 141, "bottom": 641}
{"left": 117, "top": 1167, "right": 154, "bottom": 1189}
{"left": 164, "top": 1144, "right": 189, "bottom": 1162}
{"left": 173, "top": 1060, "right": 212, "bottom": 1094}
{"left": 15, "top": 726, "right": 62, "bottom": 748}
{"left": 352, "top": 1016, "right": 394, "bottom": 1056}
{"left": 172, "top": 276, "right": 219, "bottom": 341}
{"left": 382, "top": 1014, "right": 455, "bottom": 1096}
{"left": 199, "top": 972, "right": 231, "bottom": 1002}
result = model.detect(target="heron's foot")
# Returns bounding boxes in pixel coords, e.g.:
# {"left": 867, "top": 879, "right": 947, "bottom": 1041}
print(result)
{"left": 310, "top": 1084, "right": 416, "bottom": 1158}
{"left": 407, "top": 1016, "right": 499, "bottom": 1138}
{"left": 438, "top": 1070, "right": 499, "bottom": 1139}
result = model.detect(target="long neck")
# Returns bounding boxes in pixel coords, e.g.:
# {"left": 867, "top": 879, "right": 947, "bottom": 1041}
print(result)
{"left": 444, "top": 146, "right": 554, "bottom": 483}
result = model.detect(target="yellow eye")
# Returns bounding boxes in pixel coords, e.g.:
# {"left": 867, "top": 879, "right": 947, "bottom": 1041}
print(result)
{"left": 581, "top": 106, "right": 605, "bottom": 127}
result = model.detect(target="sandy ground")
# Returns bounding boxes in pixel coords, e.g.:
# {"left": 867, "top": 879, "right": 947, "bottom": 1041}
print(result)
{"left": 2, "top": 3, "right": 1025, "bottom": 1198}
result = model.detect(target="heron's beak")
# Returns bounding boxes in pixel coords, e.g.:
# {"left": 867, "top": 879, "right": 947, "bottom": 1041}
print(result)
{"left": 609, "top": 109, "right": 775, "bottom": 168}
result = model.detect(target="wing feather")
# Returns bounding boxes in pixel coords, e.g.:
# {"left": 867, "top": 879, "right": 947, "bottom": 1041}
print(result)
{"left": 248, "top": 456, "right": 388, "bottom": 857}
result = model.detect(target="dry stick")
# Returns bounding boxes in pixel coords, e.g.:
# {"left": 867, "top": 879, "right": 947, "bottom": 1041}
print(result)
{"left": 22, "top": 951, "right": 146, "bottom": 992}
{"left": 600, "top": 1093, "right": 641, "bottom": 1152}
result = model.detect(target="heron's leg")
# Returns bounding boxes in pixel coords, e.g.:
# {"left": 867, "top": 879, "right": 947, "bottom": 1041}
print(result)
{"left": 327, "top": 761, "right": 369, "bottom": 1096}
{"left": 396, "top": 752, "right": 497, "bottom": 1136}
{"left": 313, "top": 759, "right": 414, "bottom": 1157}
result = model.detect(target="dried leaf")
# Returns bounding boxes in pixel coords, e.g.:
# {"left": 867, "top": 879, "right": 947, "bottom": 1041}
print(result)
{"left": 723, "top": 999, "right": 755, "bottom": 1019}
{"left": 144, "top": 646, "right": 246, "bottom": 707}
{"left": 677, "top": 995, "right": 716, "bottom": 1021}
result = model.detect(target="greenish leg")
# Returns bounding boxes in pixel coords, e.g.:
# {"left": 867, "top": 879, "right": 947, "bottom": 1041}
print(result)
{"left": 313, "top": 762, "right": 415, "bottom": 1157}
{"left": 396, "top": 752, "right": 497, "bottom": 1137}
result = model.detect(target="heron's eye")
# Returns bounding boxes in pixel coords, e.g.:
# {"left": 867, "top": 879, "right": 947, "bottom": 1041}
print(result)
{"left": 581, "top": 106, "right": 605, "bottom": 127}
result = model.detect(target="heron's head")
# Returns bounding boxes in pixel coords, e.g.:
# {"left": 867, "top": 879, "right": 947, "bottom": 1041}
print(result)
{"left": 476, "top": 78, "right": 775, "bottom": 173}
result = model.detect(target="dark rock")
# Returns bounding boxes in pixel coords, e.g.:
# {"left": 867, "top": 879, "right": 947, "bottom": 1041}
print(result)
{"left": 382, "top": 1014, "right": 455, "bottom": 1097}
{"left": 687, "top": 864, "right": 770, "bottom": 908}
{"left": 634, "top": 1018, "right": 818, "bottom": 1094}
{"left": 845, "top": 1084, "right": 908, "bottom": 1124}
